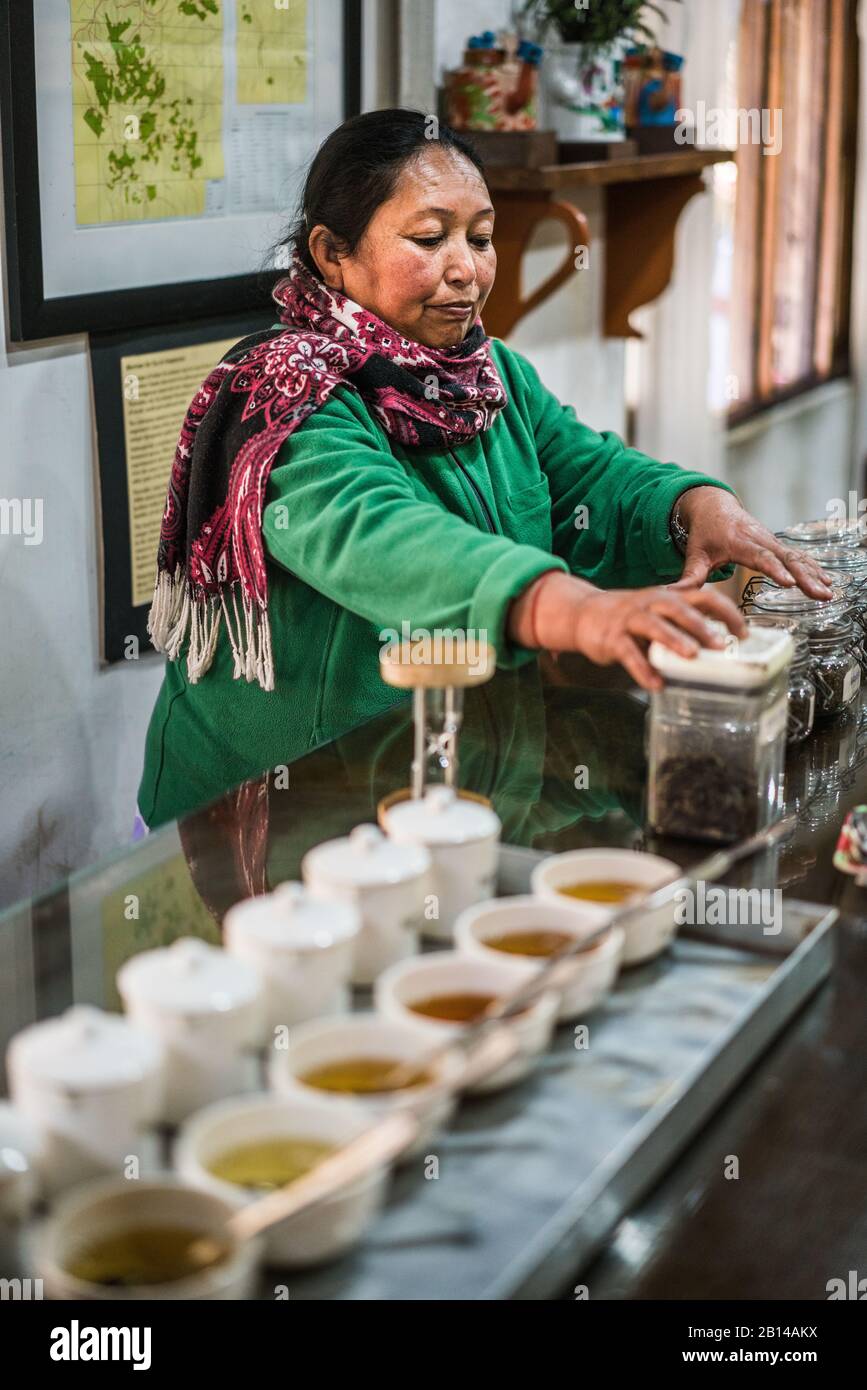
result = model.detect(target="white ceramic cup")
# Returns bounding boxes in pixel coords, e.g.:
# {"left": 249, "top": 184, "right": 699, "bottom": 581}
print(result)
{"left": 267, "top": 1013, "right": 464, "bottom": 1156}
{"left": 302, "top": 825, "right": 430, "bottom": 986}
{"left": 530, "top": 849, "right": 681, "bottom": 966}
{"left": 381, "top": 786, "right": 502, "bottom": 942}
{"left": 6, "top": 1006, "right": 164, "bottom": 1196}
{"left": 453, "top": 895, "right": 623, "bottom": 1021}
{"left": 175, "top": 1091, "right": 392, "bottom": 1268}
{"left": 374, "top": 951, "right": 558, "bottom": 1094}
{"left": 35, "top": 1176, "right": 262, "bottom": 1300}
{"left": 116, "top": 938, "right": 264, "bottom": 1124}
{"left": 224, "top": 882, "right": 361, "bottom": 1035}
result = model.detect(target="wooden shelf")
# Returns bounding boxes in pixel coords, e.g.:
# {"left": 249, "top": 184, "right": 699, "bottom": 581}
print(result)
{"left": 482, "top": 149, "right": 735, "bottom": 340}
{"left": 485, "top": 148, "right": 734, "bottom": 192}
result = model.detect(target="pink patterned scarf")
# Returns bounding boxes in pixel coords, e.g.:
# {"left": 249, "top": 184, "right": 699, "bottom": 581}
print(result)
{"left": 148, "top": 253, "right": 507, "bottom": 690}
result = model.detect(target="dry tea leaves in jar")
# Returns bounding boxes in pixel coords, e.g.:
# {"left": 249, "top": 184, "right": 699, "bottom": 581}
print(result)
{"left": 652, "top": 752, "right": 760, "bottom": 843}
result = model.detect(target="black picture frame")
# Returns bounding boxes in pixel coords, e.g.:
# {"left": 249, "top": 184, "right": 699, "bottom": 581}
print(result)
{"left": 91, "top": 309, "right": 277, "bottom": 665}
{"left": 0, "top": 0, "right": 362, "bottom": 343}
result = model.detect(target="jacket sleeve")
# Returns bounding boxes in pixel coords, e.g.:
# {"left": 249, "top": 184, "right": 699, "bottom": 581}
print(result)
{"left": 261, "top": 386, "right": 567, "bottom": 669}
{"left": 505, "top": 348, "right": 736, "bottom": 587}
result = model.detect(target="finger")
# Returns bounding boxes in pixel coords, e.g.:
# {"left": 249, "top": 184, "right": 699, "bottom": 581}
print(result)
{"left": 780, "top": 550, "right": 835, "bottom": 599}
{"left": 651, "top": 596, "right": 730, "bottom": 647}
{"left": 626, "top": 610, "right": 700, "bottom": 658}
{"left": 678, "top": 586, "right": 749, "bottom": 638}
{"left": 616, "top": 635, "right": 663, "bottom": 691}
{"left": 741, "top": 534, "right": 835, "bottom": 595}
{"left": 671, "top": 547, "right": 712, "bottom": 589}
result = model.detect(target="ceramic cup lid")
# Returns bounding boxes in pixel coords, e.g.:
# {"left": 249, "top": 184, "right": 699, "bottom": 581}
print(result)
{"left": 302, "top": 824, "right": 430, "bottom": 890}
{"left": 384, "top": 786, "right": 501, "bottom": 846}
{"left": 224, "top": 881, "right": 361, "bottom": 952}
{"left": 7, "top": 1006, "right": 163, "bottom": 1094}
{"left": 116, "top": 937, "right": 261, "bottom": 1017}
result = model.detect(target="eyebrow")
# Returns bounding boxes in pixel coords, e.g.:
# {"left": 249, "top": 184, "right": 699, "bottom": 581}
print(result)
{"left": 413, "top": 205, "right": 495, "bottom": 218}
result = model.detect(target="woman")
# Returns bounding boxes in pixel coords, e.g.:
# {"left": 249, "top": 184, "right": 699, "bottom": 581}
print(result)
{"left": 138, "top": 109, "right": 831, "bottom": 830}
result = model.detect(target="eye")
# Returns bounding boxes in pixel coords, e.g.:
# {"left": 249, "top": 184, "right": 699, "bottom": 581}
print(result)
{"left": 412, "top": 235, "right": 444, "bottom": 247}
{"left": 471, "top": 236, "right": 492, "bottom": 248}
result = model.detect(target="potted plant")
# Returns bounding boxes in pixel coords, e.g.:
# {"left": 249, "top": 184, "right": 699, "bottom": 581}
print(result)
{"left": 522, "top": 0, "right": 679, "bottom": 143}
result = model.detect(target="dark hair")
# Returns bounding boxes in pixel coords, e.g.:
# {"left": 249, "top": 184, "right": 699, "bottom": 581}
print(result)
{"left": 266, "top": 109, "right": 486, "bottom": 280}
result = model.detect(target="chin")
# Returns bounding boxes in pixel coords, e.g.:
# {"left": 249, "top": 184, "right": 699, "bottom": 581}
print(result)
{"left": 425, "top": 325, "right": 470, "bottom": 350}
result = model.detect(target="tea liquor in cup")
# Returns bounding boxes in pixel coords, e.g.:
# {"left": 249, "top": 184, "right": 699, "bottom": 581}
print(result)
{"left": 454, "top": 895, "right": 623, "bottom": 1021}
{"left": 268, "top": 1012, "right": 464, "bottom": 1154}
{"left": 374, "top": 951, "right": 558, "bottom": 1093}
{"left": 175, "top": 1092, "right": 393, "bottom": 1268}
{"left": 530, "top": 849, "right": 680, "bottom": 966}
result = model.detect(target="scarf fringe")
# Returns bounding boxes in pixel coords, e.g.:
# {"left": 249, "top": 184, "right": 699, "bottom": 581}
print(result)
{"left": 148, "top": 567, "right": 274, "bottom": 691}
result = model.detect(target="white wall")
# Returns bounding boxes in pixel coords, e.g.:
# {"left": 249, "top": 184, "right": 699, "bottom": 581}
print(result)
{"left": 726, "top": 383, "right": 856, "bottom": 526}
{"left": 0, "top": 274, "right": 166, "bottom": 908}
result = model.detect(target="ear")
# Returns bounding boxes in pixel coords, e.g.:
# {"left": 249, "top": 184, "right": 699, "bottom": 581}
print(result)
{"left": 307, "top": 225, "right": 345, "bottom": 291}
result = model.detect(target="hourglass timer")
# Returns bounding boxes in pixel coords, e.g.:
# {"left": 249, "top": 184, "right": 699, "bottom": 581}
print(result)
{"left": 378, "top": 637, "right": 497, "bottom": 796}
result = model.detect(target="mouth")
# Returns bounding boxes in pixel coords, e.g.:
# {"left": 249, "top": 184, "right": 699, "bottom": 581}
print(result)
{"left": 425, "top": 302, "right": 476, "bottom": 319}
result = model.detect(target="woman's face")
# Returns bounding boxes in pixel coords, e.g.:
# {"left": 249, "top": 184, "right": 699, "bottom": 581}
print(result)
{"left": 309, "top": 147, "right": 496, "bottom": 349}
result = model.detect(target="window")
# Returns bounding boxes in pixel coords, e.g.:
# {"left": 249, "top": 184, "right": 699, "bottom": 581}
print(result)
{"left": 728, "top": 0, "right": 858, "bottom": 423}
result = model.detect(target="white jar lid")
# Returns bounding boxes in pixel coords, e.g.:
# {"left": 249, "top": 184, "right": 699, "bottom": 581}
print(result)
{"left": 116, "top": 937, "right": 261, "bottom": 1017}
{"left": 384, "top": 786, "right": 501, "bottom": 846}
{"left": 224, "top": 881, "right": 361, "bottom": 951}
{"left": 7, "top": 1006, "right": 163, "bottom": 1093}
{"left": 302, "top": 823, "right": 430, "bottom": 889}
{"left": 649, "top": 623, "right": 793, "bottom": 690}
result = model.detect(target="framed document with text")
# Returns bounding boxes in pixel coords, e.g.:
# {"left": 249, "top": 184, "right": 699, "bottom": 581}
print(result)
{"left": 1, "top": 0, "right": 360, "bottom": 340}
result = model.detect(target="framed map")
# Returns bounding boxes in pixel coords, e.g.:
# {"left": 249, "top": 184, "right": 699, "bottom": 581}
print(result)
{"left": 1, "top": 0, "right": 361, "bottom": 340}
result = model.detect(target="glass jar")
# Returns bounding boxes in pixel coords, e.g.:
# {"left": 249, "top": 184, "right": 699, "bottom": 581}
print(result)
{"left": 787, "top": 636, "right": 817, "bottom": 741}
{"left": 746, "top": 617, "right": 816, "bottom": 743}
{"left": 745, "top": 582, "right": 851, "bottom": 626}
{"left": 745, "top": 584, "right": 863, "bottom": 717}
{"left": 777, "top": 519, "right": 860, "bottom": 547}
{"left": 808, "top": 545, "right": 867, "bottom": 661}
{"left": 646, "top": 627, "right": 792, "bottom": 844}
{"left": 805, "top": 619, "right": 862, "bottom": 720}
{"left": 808, "top": 544, "right": 867, "bottom": 585}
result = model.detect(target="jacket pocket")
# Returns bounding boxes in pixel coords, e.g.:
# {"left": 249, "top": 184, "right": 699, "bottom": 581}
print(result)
{"left": 506, "top": 478, "right": 551, "bottom": 513}
{"left": 504, "top": 477, "right": 552, "bottom": 549}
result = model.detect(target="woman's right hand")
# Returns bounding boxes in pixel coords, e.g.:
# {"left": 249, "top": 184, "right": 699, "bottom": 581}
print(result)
{"left": 508, "top": 571, "right": 748, "bottom": 691}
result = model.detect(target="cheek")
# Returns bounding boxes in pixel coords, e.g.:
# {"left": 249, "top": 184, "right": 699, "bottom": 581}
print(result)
{"left": 380, "top": 250, "right": 439, "bottom": 316}
{"left": 477, "top": 249, "right": 497, "bottom": 300}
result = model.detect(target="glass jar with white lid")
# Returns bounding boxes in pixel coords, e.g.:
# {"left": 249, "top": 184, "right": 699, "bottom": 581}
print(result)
{"left": 746, "top": 585, "right": 862, "bottom": 720}
{"left": 645, "top": 624, "right": 792, "bottom": 844}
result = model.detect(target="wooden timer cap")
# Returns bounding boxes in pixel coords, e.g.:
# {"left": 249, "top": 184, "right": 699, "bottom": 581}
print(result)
{"left": 379, "top": 640, "right": 497, "bottom": 690}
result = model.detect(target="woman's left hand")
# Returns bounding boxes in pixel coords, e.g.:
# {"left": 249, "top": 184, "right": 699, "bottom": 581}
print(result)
{"left": 670, "top": 486, "right": 835, "bottom": 600}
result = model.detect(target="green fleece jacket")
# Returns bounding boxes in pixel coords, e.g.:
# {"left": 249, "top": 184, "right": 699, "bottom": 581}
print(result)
{"left": 137, "top": 338, "right": 732, "bottom": 828}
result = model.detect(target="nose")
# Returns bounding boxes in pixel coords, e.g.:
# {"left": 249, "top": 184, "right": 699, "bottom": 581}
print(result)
{"left": 444, "top": 240, "right": 475, "bottom": 287}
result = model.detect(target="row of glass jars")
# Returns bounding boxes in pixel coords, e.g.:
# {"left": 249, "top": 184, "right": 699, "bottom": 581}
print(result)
{"left": 745, "top": 591, "right": 863, "bottom": 736}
